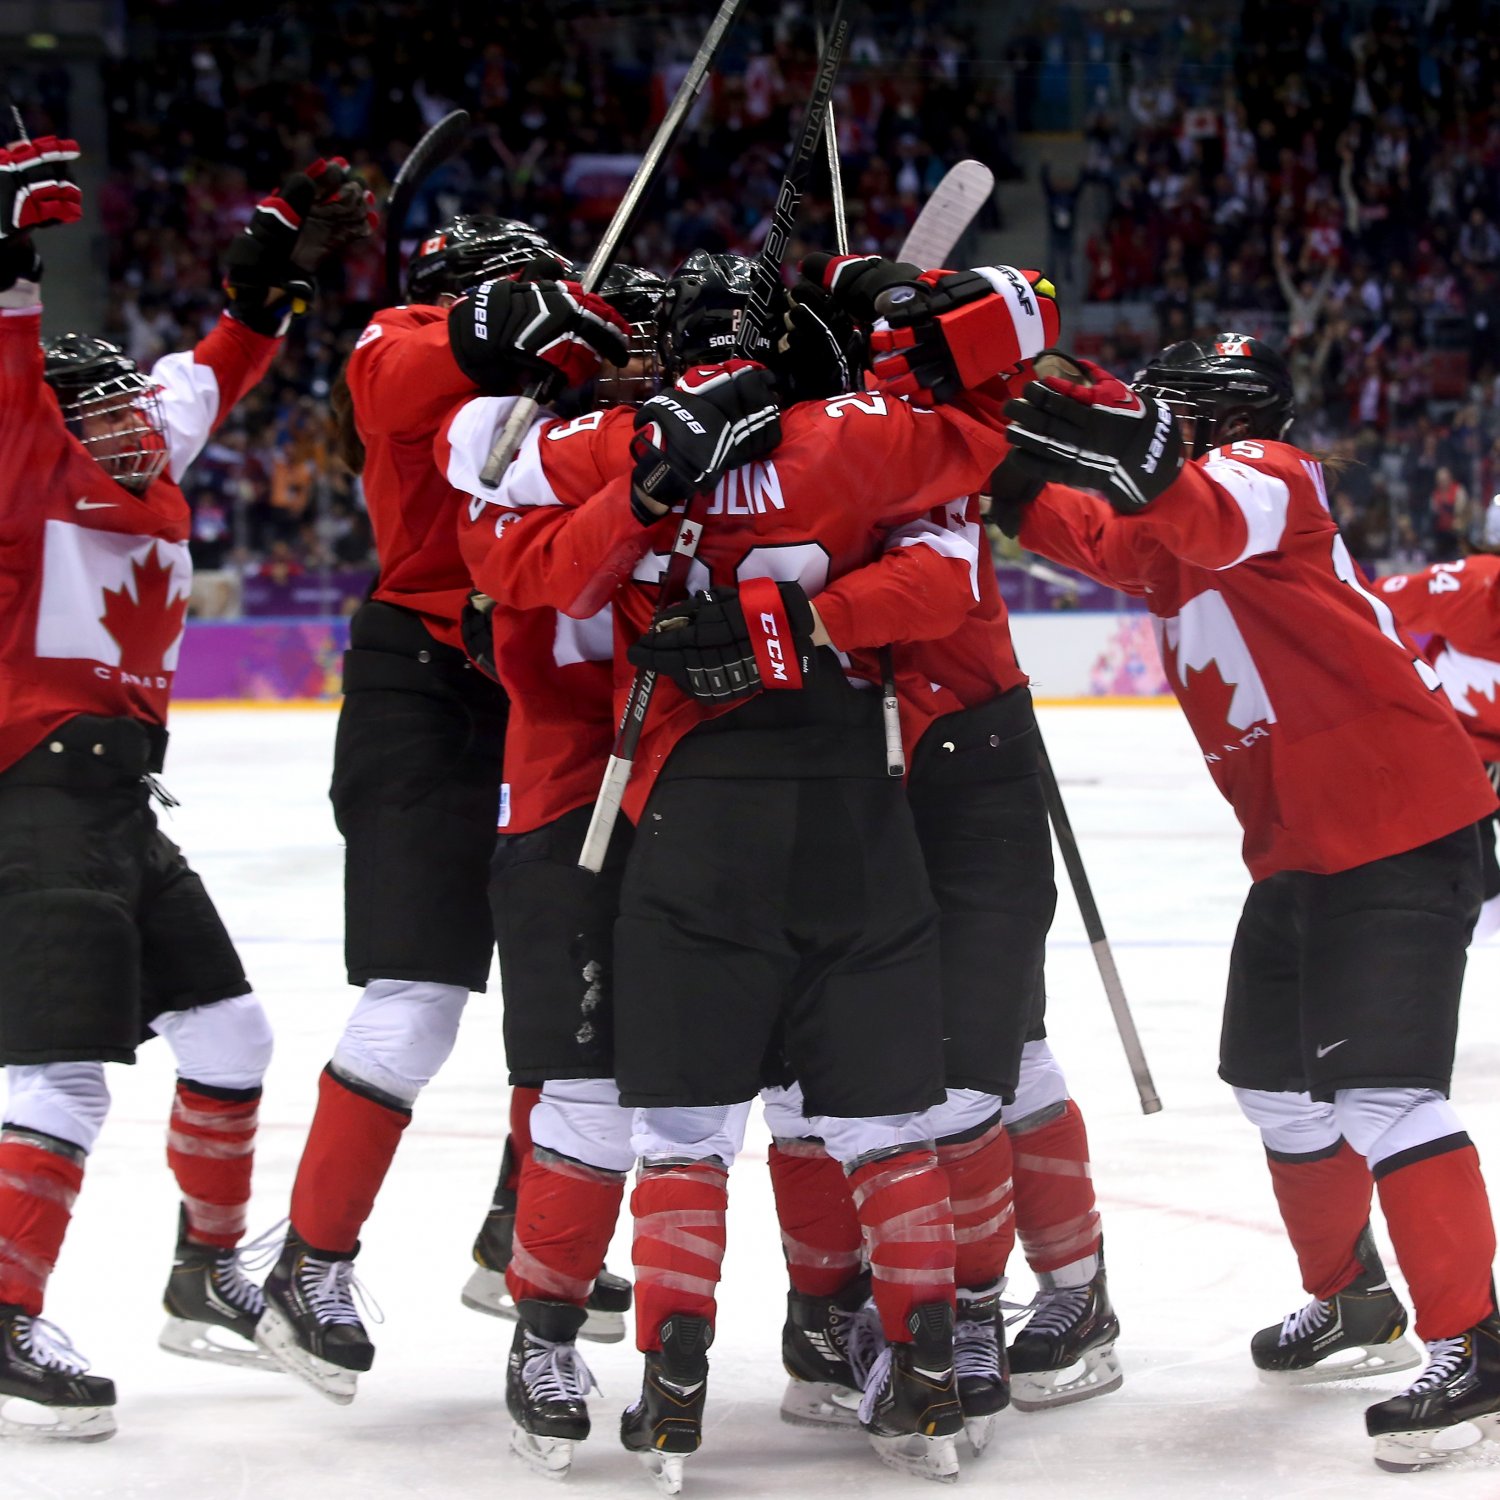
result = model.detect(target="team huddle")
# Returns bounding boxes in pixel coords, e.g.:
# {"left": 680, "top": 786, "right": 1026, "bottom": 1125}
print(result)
{"left": 0, "top": 121, "right": 1498, "bottom": 1491}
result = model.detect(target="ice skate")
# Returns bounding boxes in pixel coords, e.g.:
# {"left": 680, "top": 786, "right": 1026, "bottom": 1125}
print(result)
{"left": 507, "top": 1299, "right": 599, "bottom": 1480}
{"left": 1364, "top": 1311, "right": 1500, "bottom": 1472}
{"left": 1251, "top": 1227, "right": 1420, "bottom": 1385}
{"left": 954, "top": 1281, "right": 1010, "bottom": 1454}
{"left": 620, "top": 1313, "right": 712, "bottom": 1495}
{"left": 0, "top": 1307, "right": 115, "bottom": 1442}
{"left": 1009, "top": 1260, "right": 1122, "bottom": 1411}
{"left": 159, "top": 1209, "right": 279, "bottom": 1371}
{"left": 858, "top": 1301, "right": 962, "bottom": 1483}
{"left": 255, "top": 1229, "right": 378, "bottom": 1404}
{"left": 778, "top": 1275, "right": 874, "bottom": 1430}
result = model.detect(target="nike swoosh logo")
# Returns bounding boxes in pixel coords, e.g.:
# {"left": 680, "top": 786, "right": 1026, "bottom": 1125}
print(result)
{"left": 1315, "top": 1039, "right": 1349, "bottom": 1058}
{"left": 76, "top": 498, "right": 116, "bottom": 511}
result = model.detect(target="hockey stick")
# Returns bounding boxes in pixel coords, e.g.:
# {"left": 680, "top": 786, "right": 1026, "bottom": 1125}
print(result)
{"left": 817, "top": 27, "right": 903, "bottom": 779}
{"left": 1036, "top": 735, "right": 1161, "bottom": 1113}
{"left": 383, "top": 109, "right": 471, "bottom": 306}
{"left": 579, "top": 3, "right": 852, "bottom": 873}
{"left": 897, "top": 159, "right": 994, "bottom": 271}
{"left": 477, "top": 0, "right": 748, "bottom": 488}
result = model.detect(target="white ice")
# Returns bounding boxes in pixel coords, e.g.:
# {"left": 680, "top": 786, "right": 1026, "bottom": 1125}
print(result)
{"left": 9, "top": 704, "right": 1500, "bottom": 1500}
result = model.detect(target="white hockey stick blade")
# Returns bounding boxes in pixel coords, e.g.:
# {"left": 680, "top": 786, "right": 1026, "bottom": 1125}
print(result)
{"left": 898, "top": 159, "right": 995, "bottom": 270}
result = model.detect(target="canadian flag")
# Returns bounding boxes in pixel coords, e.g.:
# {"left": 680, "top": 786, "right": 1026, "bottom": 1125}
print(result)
{"left": 35, "top": 520, "right": 191, "bottom": 674}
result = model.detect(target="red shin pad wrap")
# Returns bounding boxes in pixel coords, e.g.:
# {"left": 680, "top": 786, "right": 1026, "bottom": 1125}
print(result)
{"left": 168, "top": 1082, "right": 260, "bottom": 1249}
{"left": 1012, "top": 1100, "right": 1102, "bottom": 1275}
{"left": 289, "top": 1066, "right": 410, "bottom": 1254}
{"left": 1265, "top": 1139, "right": 1373, "bottom": 1299}
{"left": 508, "top": 1085, "right": 542, "bottom": 1191}
{"left": 850, "top": 1149, "right": 955, "bottom": 1341}
{"left": 632, "top": 1163, "right": 728, "bottom": 1351}
{"left": 0, "top": 1134, "right": 83, "bottom": 1316}
{"left": 768, "top": 1140, "right": 864, "bottom": 1297}
{"left": 506, "top": 1149, "right": 626, "bottom": 1308}
{"left": 738, "top": 576, "right": 804, "bottom": 690}
{"left": 1377, "top": 1141, "right": 1498, "bottom": 1340}
{"left": 938, "top": 1119, "right": 1015, "bottom": 1290}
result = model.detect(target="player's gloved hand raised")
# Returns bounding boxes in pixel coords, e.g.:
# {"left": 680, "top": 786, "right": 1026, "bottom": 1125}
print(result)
{"left": 1003, "top": 353, "right": 1184, "bottom": 514}
{"left": 630, "top": 359, "right": 781, "bottom": 516}
{"left": 797, "top": 252, "right": 923, "bottom": 325}
{"left": 460, "top": 591, "right": 500, "bottom": 682}
{"left": 0, "top": 136, "right": 81, "bottom": 241}
{"left": 225, "top": 158, "right": 374, "bottom": 337}
{"left": 868, "top": 265, "right": 1060, "bottom": 405}
{"left": 775, "top": 280, "right": 861, "bottom": 401}
{"left": 448, "top": 276, "right": 630, "bottom": 395}
{"left": 627, "top": 579, "right": 817, "bottom": 702}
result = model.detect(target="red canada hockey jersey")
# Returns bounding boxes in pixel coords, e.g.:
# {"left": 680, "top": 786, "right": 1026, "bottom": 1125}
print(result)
{"left": 1377, "top": 555, "right": 1500, "bottom": 763}
{"left": 0, "top": 297, "right": 277, "bottom": 774}
{"left": 445, "top": 388, "right": 1009, "bottom": 824}
{"left": 1018, "top": 439, "right": 1495, "bottom": 879}
{"left": 345, "top": 305, "right": 479, "bottom": 649}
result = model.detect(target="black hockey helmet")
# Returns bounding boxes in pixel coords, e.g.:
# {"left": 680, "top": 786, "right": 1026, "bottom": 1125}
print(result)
{"left": 405, "top": 214, "right": 569, "bottom": 303}
{"left": 658, "top": 251, "right": 777, "bottom": 379}
{"left": 594, "top": 262, "right": 667, "bottom": 401}
{"left": 1133, "top": 333, "right": 1296, "bottom": 457}
{"left": 44, "top": 333, "right": 168, "bottom": 491}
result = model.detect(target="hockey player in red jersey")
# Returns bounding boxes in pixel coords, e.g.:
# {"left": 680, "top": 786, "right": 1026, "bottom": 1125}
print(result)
{"left": 0, "top": 140, "right": 371, "bottom": 1439}
{"left": 994, "top": 333, "right": 1500, "bottom": 1470}
{"left": 1376, "top": 534, "right": 1500, "bottom": 937}
{"left": 254, "top": 217, "right": 635, "bottom": 1403}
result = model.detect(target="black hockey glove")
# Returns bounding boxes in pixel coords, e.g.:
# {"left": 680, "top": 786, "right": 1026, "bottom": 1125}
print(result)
{"left": 0, "top": 234, "right": 41, "bottom": 297}
{"left": 0, "top": 135, "right": 81, "bottom": 240}
{"left": 460, "top": 591, "right": 500, "bottom": 681}
{"left": 1003, "top": 355, "right": 1183, "bottom": 514}
{"left": 799, "top": 252, "right": 923, "bottom": 325}
{"left": 449, "top": 276, "right": 631, "bottom": 396}
{"left": 630, "top": 359, "right": 781, "bottom": 515}
{"left": 627, "top": 579, "right": 817, "bottom": 702}
{"left": 289, "top": 159, "right": 377, "bottom": 275}
{"left": 775, "top": 279, "right": 861, "bottom": 401}
{"left": 868, "top": 266, "right": 1061, "bottom": 405}
{"left": 225, "top": 158, "right": 373, "bottom": 337}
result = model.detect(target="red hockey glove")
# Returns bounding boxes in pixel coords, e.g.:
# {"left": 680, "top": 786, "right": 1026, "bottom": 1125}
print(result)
{"left": 0, "top": 135, "right": 81, "bottom": 238}
{"left": 627, "top": 580, "right": 816, "bottom": 702}
{"left": 288, "top": 157, "right": 378, "bottom": 273}
{"left": 449, "top": 275, "right": 631, "bottom": 395}
{"left": 1003, "top": 355, "right": 1184, "bottom": 514}
{"left": 630, "top": 359, "right": 781, "bottom": 514}
{"left": 868, "top": 266, "right": 1060, "bottom": 404}
{"left": 798, "top": 252, "right": 924, "bottom": 324}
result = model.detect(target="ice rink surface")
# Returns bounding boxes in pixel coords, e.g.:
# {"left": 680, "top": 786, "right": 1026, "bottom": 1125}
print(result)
{"left": 9, "top": 703, "right": 1500, "bottom": 1500}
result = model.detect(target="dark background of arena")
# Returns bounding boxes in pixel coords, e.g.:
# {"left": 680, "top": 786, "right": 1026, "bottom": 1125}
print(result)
{"left": 3, "top": 0, "right": 1499, "bottom": 617}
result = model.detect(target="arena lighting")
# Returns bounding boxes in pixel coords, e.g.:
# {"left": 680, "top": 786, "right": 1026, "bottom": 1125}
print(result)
{"left": 26, "top": 32, "right": 58, "bottom": 49}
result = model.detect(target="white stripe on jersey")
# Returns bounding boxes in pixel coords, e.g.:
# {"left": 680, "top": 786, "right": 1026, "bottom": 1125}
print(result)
{"left": 886, "top": 497, "right": 982, "bottom": 601}
{"left": 151, "top": 349, "right": 224, "bottom": 482}
{"left": 445, "top": 396, "right": 558, "bottom": 509}
{"left": 1202, "top": 455, "right": 1291, "bottom": 569}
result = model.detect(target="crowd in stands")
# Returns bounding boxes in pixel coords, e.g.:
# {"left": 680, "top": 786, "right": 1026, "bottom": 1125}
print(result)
{"left": 1064, "top": 0, "right": 1500, "bottom": 569}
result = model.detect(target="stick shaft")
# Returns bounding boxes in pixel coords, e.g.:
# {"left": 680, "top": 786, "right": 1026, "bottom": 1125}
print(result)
{"left": 1036, "top": 734, "right": 1162, "bottom": 1114}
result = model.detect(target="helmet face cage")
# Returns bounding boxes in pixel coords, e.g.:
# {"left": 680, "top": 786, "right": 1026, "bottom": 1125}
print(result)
{"left": 44, "top": 336, "right": 170, "bottom": 493}
{"left": 406, "top": 216, "right": 570, "bottom": 303}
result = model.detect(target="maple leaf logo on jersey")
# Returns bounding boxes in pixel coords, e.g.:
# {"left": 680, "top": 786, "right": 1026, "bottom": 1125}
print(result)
{"left": 1157, "top": 590, "right": 1276, "bottom": 732}
{"left": 99, "top": 547, "right": 189, "bottom": 675}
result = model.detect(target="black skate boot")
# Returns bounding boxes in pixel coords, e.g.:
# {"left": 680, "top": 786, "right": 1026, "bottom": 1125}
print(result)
{"left": 1365, "top": 1310, "right": 1500, "bottom": 1471}
{"left": 858, "top": 1301, "right": 963, "bottom": 1482}
{"left": 1009, "top": 1257, "right": 1122, "bottom": 1411}
{"left": 0, "top": 1305, "right": 116, "bottom": 1442}
{"left": 620, "top": 1313, "right": 713, "bottom": 1496}
{"left": 254, "top": 1229, "right": 377, "bottom": 1404}
{"left": 1251, "top": 1224, "right": 1420, "bottom": 1385}
{"left": 507, "top": 1299, "right": 600, "bottom": 1479}
{"left": 159, "top": 1208, "right": 277, "bottom": 1371}
{"left": 778, "top": 1274, "right": 872, "bottom": 1430}
{"left": 954, "top": 1281, "right": 1010, "bottom": 1454}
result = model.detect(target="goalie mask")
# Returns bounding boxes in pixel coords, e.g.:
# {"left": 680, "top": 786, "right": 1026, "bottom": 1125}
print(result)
{"left": 44, "top": 334, "right": 169, "bottom": 492}
{"left": 593, "top": 262, "right": 667, "bottom": 403}
{"left": 658, "top": 251, "right": 777, "bottom": 381}
{"left": 406, "top": 214, "right": 570, "bottom": 304}
{"left": 1133, "top": 333, "right": 1296, "bottom": 458}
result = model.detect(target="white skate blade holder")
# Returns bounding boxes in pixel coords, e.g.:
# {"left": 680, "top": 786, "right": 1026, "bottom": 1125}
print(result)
{"left": 159, "top": 1316, "right": 283, "bottom": 1372}
{"left": 636, "top": 1448, "right": 687, "bottom": 1496}
{"left": 462, "top": 1266, "right": 627, "bottom": 1344}
{"left": 510, "top": 1423, "right": 576, "bottom": 1481}
{"left": 867, "top": 1428, "right": 960, "bottom": 1483}
{"left": 778, "top": 1376, "right": 863, "bottom": 1431}
{"left": 964, "top": 1412, "right": 998, "bottom": 1456}
{"left": 1257, "top": 1336, "right": 1423, "bottom": 1388}
{"left": 253, "top": 1303, "right": 359, "bottom": 1405}
{"left": 1373, "top": 1411, "right": 1500, "bottom": 1473}
{"left": 1011, "top": 1342, "right": 1123, "bottom": 1412}
{"left": 0, "top": 1391, "right": 116, "bottom": 1443}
